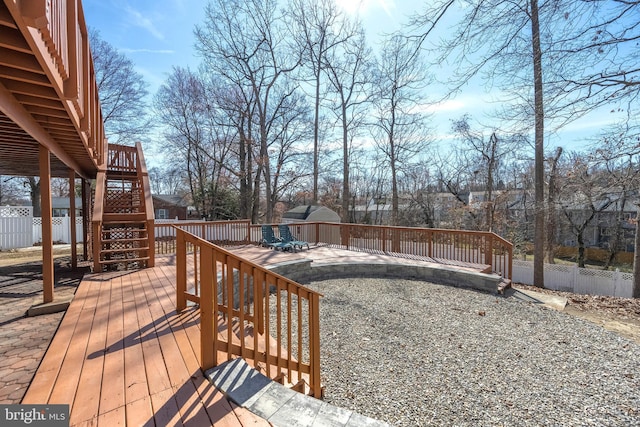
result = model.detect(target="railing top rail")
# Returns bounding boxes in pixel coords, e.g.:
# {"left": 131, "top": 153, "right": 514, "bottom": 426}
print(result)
{"left": 268, "top": 221, "right": 512, "bottom": 241}
{"left": 174, "top": 226, "right": 323, "bottom": 298}
{"left": 170, "top": 219, "right": 251, "bottom": 226}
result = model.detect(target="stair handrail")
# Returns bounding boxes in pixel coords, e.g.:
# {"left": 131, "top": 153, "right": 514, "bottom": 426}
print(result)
{"left": 135, "top": 141, "right": 155, "bottom": 268}
{"left": 91, "top": 169, "right": 106, "bottom": 268}
{"left": 175, "top": 227, "right": 323, "bottom": 398}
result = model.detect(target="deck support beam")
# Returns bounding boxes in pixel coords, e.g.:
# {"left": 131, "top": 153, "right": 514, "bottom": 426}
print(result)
{"left": 81, "top": 179, "right": 89, "bottom": 261}
{"left": 69, "top": 170, "right": 77, "bottom": 269}
{"left": 39, "top": 144, "right": 54, "bottom": 303}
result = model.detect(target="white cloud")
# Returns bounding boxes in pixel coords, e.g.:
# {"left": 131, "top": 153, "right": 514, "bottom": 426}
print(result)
{"left": 124, "top": 6, "right": 165, "bottom": 40}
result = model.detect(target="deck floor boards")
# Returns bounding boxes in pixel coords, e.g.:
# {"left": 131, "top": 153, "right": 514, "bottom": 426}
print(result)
{"left": 22, "top": 258, "right": 258, "bottom": 427}
{"left": 22, "top": 247, "right": 488, "bottom": 426}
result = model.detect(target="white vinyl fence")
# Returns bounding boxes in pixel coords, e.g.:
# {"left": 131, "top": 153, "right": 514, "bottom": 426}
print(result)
{"left": 0, "top": 206, "right": 84, "bottom": 250}
{"left": 0, "top": 206, "right": 33, "bottom": 250}
{"left": 513, "top": 260, "right": 633, "bottom": 298}
{"left": 32, "top": 217, "right": 84, "bottom": 245}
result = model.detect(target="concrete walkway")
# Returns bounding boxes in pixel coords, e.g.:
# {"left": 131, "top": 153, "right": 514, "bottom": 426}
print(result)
{"left": 207, "top": 358, "right": 389, "bottom": 427}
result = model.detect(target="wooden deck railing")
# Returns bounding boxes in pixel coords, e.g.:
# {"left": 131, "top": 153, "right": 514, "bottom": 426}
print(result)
{"left": 135, "top": 141, "right": 155, "bottom": 267}
{"left": 175, "top": 227, "right": 322, "bottom": 397}
{"left": 252, "top": 222, "right": 513, "bottom": 280}
{"left": 156, "top": 220, "right": 512, "bottom": 279}
{"left": 155, "top": 220, "right": 251, "bottom": 254}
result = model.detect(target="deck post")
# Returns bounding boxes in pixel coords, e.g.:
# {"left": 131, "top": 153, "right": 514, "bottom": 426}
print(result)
{"left": 484, "top": 233, "right": 493, "bottom": 272}
{"left": 340, "top": 224, "right": 349, "bottom": 248}
{"left": 176, "top": 230, "right": 187, "bottom": 311}
{"left": 39, "top": 145, "right": 54, "bottom": 303}
{"left": 200, "top": 244, "right": 215, "bottom": 371}
{"left": 81, "top": 179, "right": 89, "bottom": 261}
{"left": 69, "top": 170, "right": 77, "bottom": 269}
{"left": 309, "top": 292, "right": 322, "bottom": 397}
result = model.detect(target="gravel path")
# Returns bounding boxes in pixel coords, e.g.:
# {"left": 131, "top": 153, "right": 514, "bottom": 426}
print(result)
{"left": 306, "top": 278, "right": 640, "bottom": 426}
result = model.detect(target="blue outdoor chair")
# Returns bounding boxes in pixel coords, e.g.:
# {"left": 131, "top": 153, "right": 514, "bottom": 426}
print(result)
{"left": 261, "top": 225, "right": 293, "bottom": 251}
{"left": 278, "top": 224, "right": 310, "bottom": 251}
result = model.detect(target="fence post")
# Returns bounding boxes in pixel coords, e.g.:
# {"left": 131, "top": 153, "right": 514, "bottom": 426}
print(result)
{"left": 392, "top": 228, "right": 400, "bottom": 253}
{"left": 340, "top": 224, "right": 349, "bottom": 248}
{"left": 613, "top": 268, "right": 620, "bottom": 297}
{"left": 484, "top": 233, "right": 493, "bottom": 271}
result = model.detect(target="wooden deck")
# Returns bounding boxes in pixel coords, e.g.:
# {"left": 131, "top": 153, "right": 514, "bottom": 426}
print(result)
{"left": 21, "top": 246, "right": 492, "bottom": 426}
{"left": 21, "top": 256, "right": 270, "bottom": 427}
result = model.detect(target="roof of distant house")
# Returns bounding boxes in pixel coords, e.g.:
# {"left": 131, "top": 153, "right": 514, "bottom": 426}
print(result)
{"left": 152, "top": 194, "right": 190, "bottom": 207}
{"left": 51, "top": 197, "right": 82, "bottom": 209}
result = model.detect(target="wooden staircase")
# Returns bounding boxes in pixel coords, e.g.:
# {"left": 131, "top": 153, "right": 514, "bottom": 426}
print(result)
{"left": 92, "top": 143, "right": 155, "bottom": 272}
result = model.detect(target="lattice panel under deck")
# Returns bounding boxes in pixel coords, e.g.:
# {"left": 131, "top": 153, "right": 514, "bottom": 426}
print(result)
{"left": 105, "top": 188, "right": 144, "bottom": 213}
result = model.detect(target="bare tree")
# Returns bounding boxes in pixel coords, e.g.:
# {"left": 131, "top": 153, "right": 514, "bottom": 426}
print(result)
{"left": 195, "top": 0, "right": 304, "bottom": 222}
{"left": 154, "top": 67, "right": 237, "bottom": 219}
{"left": 399, "top": 162, "right": 437, "bottom": 228}
{"left": 409, "top": 0, "right": 625, "bottom": 287}
{"left": 558, "top": 152, "right": 617, "bottom": 268}
{"left": 589, "top": 124, "right": 640, "bottom": 295}
{"left": 0, "top": 177, "right": 27, "bottom": 206}
{"left": 451, "top": 115, "right": 524, "bottom": 231}
{"left": 289, "top": 0, "right": 351, "bottom": 203}
{"left": 90, "top": 29, "right": 151, "bottom": 143}
{"left": 546, "top": 147, "right": 563, "bottom": 263}
{"left": 149, "top": 166, "right": 187, "bottom": 196}
{"left": 323, "top": 23, "right": 374, "bottom": 222}
{"left": 371, "top": 34, "right": 431, "bottom": 226}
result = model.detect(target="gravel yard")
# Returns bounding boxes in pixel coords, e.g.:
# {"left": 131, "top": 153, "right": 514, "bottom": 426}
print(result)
{"left": 307, "top": 278, "right": 640, "bottom": 426}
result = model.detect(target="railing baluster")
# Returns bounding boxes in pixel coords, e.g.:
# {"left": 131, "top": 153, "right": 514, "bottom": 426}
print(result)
{"left": 287, "top": 283, "right": 293, "bottom": 385}
{"left": 297, "top": 289, "right": 303, "bottom": 385}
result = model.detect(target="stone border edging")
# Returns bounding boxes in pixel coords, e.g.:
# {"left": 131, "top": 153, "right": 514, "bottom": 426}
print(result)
{"left": 206, "top": 358, "right": 389, "bottom": 427}
{"left": 268, "top": 259, "right": 504, "bottom": 294}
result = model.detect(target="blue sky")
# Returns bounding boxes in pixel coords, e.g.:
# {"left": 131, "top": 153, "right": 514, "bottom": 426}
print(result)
{"left": 82, "top": 0, "right": 622, "bottom": 157}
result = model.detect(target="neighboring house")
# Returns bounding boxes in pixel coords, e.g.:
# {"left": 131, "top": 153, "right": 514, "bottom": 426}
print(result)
{"left": 152, "top": 194, "right": 190, "bottom": 220}
{"left": 52, "top": 197, "right": 83, "bottom": 217}
{"left": 282, "top": 205, "right": 340, "bottom": 223}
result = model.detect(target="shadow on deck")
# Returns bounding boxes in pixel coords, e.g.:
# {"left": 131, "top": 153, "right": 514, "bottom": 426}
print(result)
{"left": 19, "top": 246, "right": 500, "bottom": 426}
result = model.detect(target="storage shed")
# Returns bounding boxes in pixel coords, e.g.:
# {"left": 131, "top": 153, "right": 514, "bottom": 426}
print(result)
{"left": 282, "top": 205, "right": 340, "bottom": 223}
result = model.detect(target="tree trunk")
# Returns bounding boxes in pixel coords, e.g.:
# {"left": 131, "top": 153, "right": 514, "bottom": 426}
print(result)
{"left": 603, "top": 195, "right": 626, "bottom": 270}
{"left": 341, "top": 104, "right": 350, "bottom": 223}
{"left": 29, "top": 177, "right": 41, "bottom": 217}
{"left": 313, "top": 72, "right": 320, "bottom": 204}
{"left": 531, "top": 0, "right": 545, "bottom": 288}
{"left": 633, "top": 204, "right": 640, "bottom": 298}
{"left": 577, "top": 231, "right": 586, "bottom": 268}
{"left": 546, "top": 147, "right": 562, "bottom": 264}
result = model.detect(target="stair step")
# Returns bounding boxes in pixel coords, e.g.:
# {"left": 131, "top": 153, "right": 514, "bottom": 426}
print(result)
{"left": 100, "top": 247, "right": 149, "bottom": 255}
{"left": 103, "top": 213, "right": 146, "bottom": 222}
{"left": 106, "top": 171, "right": 138, "bottom": 179}
{"left": 102, "top": 221, "right": 146, "bottom": 228}
{"left": 99, "top": 256, "right": 150, "bottom": 265}
{"left": 101, "top": 237, "right": 149, "bottom": 244}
